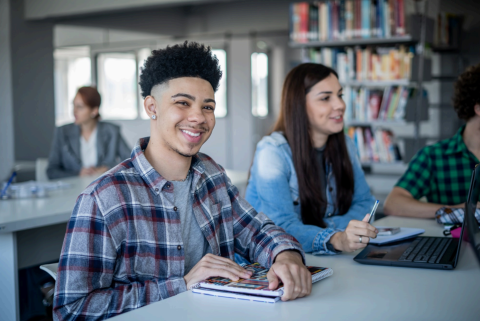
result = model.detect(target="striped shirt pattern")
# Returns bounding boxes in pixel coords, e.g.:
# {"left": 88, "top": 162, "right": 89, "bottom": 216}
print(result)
{"left": 53, "top": 137, "right": 304, "bottom": 320}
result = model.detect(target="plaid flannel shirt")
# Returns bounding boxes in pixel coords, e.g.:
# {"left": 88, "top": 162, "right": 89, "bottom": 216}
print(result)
{"left": 53, "top": 137, "right": 304, "bottom": 320}
{"left": 396, "top": 125, "right": 479, "bottom": 205}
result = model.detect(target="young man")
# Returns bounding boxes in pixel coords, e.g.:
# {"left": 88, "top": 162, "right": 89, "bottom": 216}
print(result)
{"left": 53, "top": 42, "right": 311, "bottom": 320}
{"left": 384, "top": 63, "right": 480, "bottom": 218}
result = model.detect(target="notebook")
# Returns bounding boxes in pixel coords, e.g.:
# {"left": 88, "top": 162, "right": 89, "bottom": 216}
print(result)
{"left": 369, "top": 226, "right": 425, "bottom": 245}
{"left": 191, "top": 263, "right": 333, "bottom": 303}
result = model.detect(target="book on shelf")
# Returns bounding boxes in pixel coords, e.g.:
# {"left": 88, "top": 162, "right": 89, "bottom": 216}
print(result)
{"left": 308, "top": 45, "right": 413, "bottom": 82}
{"left": 191, "top": 263, "right": 333, "bottom": 304}
{"left": 435, "top": 12, "right": 463, "bottom": 49}
{"left": 344, "top": 85, "right": 417, "bottom": 122}
{"left": 289, "top": 0, "right": 415, "bottom": 43}
{"left": 347, "top": 127, "right": 401, "bottom": 163}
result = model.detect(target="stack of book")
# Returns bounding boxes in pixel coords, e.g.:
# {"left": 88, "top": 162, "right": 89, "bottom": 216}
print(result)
{"left": 347, "top": 127, "right": 400, "bottom": 163}
{"left": 290, "top": 0, "right": 413, "bottom": 43}
{"left": 308, "top": 46, "right": 413, "bottom": 82}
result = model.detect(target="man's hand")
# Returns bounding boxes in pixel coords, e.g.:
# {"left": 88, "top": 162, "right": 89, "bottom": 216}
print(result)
{"left": 329, "top": 214, "right": 378, "bottom": 252}
{"left": 267, "top": 251, "right": 311, "bottom": 302}
{"left": 183, "top": 254, "right": 252, "bottom": 289}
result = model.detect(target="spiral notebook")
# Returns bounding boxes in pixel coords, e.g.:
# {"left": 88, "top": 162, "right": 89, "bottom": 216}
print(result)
{"left": 191, "top": 263, "right": 333, "bottom": 303}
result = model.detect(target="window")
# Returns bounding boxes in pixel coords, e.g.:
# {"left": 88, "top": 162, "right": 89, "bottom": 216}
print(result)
{"left": 251, "top": 52, "right": 269, "bottom": 117}
{"left": 54, "top": 47, "right": 92, "bottom": 126}
{"left": 97, "top": 52, "right": 138, "bottom": 120}
{"left": 212, "top": 49, "right": 227, "bottom": 118}
{"left": 78, "top": 47, "right": 227, "bottom": 121}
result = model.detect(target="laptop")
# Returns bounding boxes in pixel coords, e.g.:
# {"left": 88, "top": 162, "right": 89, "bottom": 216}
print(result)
{"left": 354, "top": 164, "right": 480, "bottom": 270}
{"left": 466, "top": 165, "right": 480, "bottom": 266}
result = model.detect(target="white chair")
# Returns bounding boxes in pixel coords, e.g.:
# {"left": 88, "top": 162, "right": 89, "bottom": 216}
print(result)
{"left": 40, "top": 262, "right": 59, "bottom": 281}
{"left": 35, "top": 158, "right": 49, "bottom": 182}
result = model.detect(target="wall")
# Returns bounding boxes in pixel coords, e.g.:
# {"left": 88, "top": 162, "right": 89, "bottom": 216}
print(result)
{"left": 0, "top": 0, "right": 15, "bottom": 181}
{"left": 10, "top": 0, "right": 55, "bottom": 161}
{"left": 52, "top": 0, "right": 294, "bottom": 170}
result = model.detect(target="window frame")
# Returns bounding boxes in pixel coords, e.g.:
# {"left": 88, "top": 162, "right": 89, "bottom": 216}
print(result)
{"left": 251, "top": 51, "right": 270, "bottom": 118}
{"left": 90, "top": 41, "right": 229, "bottom": 121}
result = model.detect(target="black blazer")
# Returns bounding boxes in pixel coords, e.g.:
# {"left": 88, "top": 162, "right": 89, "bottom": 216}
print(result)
{"left": 46, "top": 122, "right": 131, "bottom": 179}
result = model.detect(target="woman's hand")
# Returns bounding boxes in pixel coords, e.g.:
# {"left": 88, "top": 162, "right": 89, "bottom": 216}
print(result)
{"left": 93, "top": 166, "right": 109, "bottom": 176}
{"left": 329, "top": 214, "right": 378, "bottom": 252}
{"left": 79, "top": 167, "right": 95, "bottom": 176}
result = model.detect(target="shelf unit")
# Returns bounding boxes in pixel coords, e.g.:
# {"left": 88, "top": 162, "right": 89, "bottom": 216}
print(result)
{"left": 288, "top": 0, "right": 432, "bottom": 168}
{"left": 289, "top": 35, "right": 417, "bottom": 48}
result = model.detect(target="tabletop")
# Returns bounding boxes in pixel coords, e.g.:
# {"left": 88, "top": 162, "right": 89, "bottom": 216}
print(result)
{"left": 0, "top": 170, "right": 248, "bottom": 234}
{"left": 110, "top": 216, "right": 480, "bottom": 321}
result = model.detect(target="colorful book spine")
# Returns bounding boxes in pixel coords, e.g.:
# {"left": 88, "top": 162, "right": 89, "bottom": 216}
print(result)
{"left": 347, "top": 127, "right": 399, "bottom": 163}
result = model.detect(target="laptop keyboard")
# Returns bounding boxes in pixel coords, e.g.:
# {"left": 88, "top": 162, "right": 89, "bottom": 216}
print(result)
{"left": 398, "top": 237, "right": 452, "bottom": 264}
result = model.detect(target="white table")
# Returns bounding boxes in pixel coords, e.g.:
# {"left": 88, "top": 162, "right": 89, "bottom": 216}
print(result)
{"left": 0, "top": 170, "right": 248, "bottom": 321}
{"left": 110, "top": 216, "right": 480, "bottom": 321}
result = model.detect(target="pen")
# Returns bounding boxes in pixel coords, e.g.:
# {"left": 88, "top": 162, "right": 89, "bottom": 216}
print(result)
{"left": 0, "top": 171, "right": 17, "bottom": 198}
{"left": 368, "top": 200, "right": 380, "bottom": 224}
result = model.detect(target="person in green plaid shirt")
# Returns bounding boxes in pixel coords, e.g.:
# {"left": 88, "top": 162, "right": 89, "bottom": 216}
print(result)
{"left": 384, "top": 63, "right": 480, "bottom": 218}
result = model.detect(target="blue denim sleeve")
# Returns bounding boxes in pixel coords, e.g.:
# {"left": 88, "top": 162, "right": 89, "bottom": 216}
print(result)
{"left": 248, "top": 143, "right": 340, "bottom": 255}
{"left": 327, "top": 137, "right": 376, "bottom": 230}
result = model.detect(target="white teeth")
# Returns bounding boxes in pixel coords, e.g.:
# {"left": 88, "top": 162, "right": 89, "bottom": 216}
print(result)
{"left": 182, "top": 129, "right": 200, "bottom": 137}
{"left": 333, "top": 116, "right": 341, "bottom": 119}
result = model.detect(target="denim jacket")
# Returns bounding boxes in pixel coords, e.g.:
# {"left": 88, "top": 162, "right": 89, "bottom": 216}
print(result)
{"left": 245, "top": 131, "right": 375, "bottom": 255}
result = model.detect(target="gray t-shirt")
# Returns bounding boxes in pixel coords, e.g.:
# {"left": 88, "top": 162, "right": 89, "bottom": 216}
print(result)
{"left": 172, "top": 171, "right": 212, "bottom": 274}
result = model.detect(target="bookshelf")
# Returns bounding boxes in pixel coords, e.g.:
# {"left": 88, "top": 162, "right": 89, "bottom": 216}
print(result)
{"left": 289, "top": 35, "right": 416, "bottom": 48}
{"left": 288, "top": 0, "right": 433, "bottom": 167}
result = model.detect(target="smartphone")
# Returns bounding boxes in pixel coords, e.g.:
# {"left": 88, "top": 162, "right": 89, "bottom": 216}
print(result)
{"left": 377, "top": 227, "right": 401, "bottom": 236}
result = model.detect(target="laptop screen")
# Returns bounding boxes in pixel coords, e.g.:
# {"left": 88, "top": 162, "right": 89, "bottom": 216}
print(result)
{"left": 465, "top": 164, "right": 480, "bottom": 266}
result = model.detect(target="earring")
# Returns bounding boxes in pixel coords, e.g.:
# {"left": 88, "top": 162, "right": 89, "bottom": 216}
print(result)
{"left": 151, "top": 115, "right": 156, "bottom": 120}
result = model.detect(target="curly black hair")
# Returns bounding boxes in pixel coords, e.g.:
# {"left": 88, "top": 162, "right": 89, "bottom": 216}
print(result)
{"left": 139, "top": 41, "right": 222, "bottom": 98}
{"left": 453, "top": 63, "right": 480, "bottom": 121}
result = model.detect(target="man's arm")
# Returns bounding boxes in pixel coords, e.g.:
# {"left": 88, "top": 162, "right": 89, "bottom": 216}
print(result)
{"left": 383, "top": 187, "right": 465, "bottom": 218}
{"left": 384, "top": 187, "right": 444, "bottom": 218}
{"left": 53, "top": 193, "right": 186, "bottom": 321}
{"left": 221, "top": 168, "right": 311, "bottom": 301}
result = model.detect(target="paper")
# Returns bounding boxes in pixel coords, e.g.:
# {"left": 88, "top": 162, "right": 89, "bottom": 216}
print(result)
{"left": 369, "top": 226, "right": 425, "bottom": 245}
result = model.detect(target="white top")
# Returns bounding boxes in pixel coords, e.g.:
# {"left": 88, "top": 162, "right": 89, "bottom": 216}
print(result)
{"left": 80, "top": 127, "right": 98, "bottom": 168}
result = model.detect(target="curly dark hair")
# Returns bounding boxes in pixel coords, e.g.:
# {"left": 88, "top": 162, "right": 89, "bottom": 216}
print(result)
{"left": 453, "top": 63, "right": 480, "bottom": 121}
{"left": 139, "top": 41, "right": 222, "bottom": 98}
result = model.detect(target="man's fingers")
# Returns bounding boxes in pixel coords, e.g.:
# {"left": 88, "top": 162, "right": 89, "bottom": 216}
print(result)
{"left": 279, "top": 270, "right": 295, "bottom": 301}
{"left": 202, "top": 254, "right": 251, "bottom": 277}
{"left": 267, "top": 269, "right": 280, "bottom": 290}
{"left": 362, "top": 214, "right": 370, "bottom": 222}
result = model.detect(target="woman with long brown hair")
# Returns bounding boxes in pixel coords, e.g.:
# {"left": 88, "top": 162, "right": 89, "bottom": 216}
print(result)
{"left": 245, "top": 63, "right": 377, "bottom": 254}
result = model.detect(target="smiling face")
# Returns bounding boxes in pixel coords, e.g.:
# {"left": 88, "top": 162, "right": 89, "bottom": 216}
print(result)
{"left": 145, "top": 77, "right": 216, "bottom": 157}
{"left": 305, "top": 73, "right": 345, "bottom": 147}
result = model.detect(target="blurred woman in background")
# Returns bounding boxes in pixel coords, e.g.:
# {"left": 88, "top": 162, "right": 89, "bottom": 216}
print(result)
{"left": 47, "top": 86, "right": 130, "bottom": 179}
{"left": 245, "top": 63, "right": 377, "bottom": 255}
